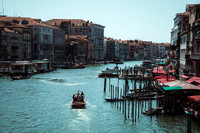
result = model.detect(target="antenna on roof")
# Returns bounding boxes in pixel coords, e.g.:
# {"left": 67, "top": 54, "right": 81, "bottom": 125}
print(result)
{"left": 2, "top": 0, "right": 4, "bottom": 15}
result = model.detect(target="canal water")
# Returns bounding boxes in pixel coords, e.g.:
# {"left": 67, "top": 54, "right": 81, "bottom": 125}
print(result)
{"left": 0, "top": 61, "right": 200, "bottom": 133}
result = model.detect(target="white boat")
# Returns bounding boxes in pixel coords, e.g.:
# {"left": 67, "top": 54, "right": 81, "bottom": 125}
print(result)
{"left": 102, "top": 65, "right": 121, "bottom": 74}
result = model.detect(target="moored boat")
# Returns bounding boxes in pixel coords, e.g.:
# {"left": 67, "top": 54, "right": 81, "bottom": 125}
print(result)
{"left": 72, "top": 91, "right": 86, "bottom": 109}
{"left": 115, "top": 59, "right": 124, "bottom": 64}
{"left": 10, "top": 75, "right": 31, "bottom": 80}
{"left": 61, "top": 62, "right": 85, "bottom": 69}
{"left": 126, "top": 91, "right": 156, "bottom": 99}
{"left": 98, "top": 65, "right": 121, "bottom": 78}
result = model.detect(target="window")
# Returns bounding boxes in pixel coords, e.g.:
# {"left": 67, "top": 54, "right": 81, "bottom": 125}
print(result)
{"left": 43, "top": 34, "right": 49, "bottom": 41}
{"left": 13, "top": 20, "right": 20, "bottom": 24}
{"left": 21, "top": 20, "right": 29, "bottom": 24}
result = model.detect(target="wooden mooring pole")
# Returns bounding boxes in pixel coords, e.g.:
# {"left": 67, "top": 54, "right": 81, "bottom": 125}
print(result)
{"left": 104, "top": 77, "right": 107, "bottom": 92}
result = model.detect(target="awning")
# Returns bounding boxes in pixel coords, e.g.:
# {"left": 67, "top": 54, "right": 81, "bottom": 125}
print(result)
{"left": 152, "top": 69, "right": 167, "bottom": 74}
{"left": 169, "top": 69, "right": 176, "bottom": 73}
{"left": 181, "top": 75, "right": 190, "bottom": 79}
{"left": 154, "top": 75, "right": 176, "bottom": 80}
{"left": 157, "top": 78, "right": 177, "bottom": 83}
{"left": 188, "top": 95, "right": 200, "bottom": 103}
{"left": 165, "top": 64, "right": 171, "bottom": 68}
{"left": 162, "top": 86, "right": 182, "bottom": 91}
{"left": 186, "top": 76, "right": 200, "bottom": 83}
{"left": 163, "top": 80, "right": 200, "bottom": 90}
{"left": 155, "top": 62, "right": 165, "bottom": 66}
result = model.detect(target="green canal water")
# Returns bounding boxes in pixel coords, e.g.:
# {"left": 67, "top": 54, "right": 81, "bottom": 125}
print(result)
{"left": 0, "top": 61, "right": 200, "bottom": 133}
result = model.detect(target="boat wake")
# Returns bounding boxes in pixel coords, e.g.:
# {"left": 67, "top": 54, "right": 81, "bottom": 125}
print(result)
{"left": 64, "top": 82, "right": 86, "bottom": 86}
{"left": 68, "top": 108, "right": 91, "bottom": 131}
{"left": 85, "top": 101, "right": 96, "bottom": 108}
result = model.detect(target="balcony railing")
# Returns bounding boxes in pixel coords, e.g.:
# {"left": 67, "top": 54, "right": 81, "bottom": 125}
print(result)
{"left": 191, "top": 54, "right": 200, "bottom": 60}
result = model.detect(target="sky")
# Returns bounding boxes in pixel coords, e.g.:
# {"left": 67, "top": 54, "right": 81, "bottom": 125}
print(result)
{"left": 1, "top": 0, "right": 199, "bottom": 43}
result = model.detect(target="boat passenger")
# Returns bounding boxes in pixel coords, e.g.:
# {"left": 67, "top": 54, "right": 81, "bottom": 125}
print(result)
{"left": 77, "top": 91, "right": 80, "bottom": 97}
{"left": 81, "top": 92, "right": 84, "bottom": 101}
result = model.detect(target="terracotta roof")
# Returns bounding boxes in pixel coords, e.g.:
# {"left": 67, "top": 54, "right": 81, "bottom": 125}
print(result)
{"left": 3, "top": 27, "right": 16, "bottom": 33}
{"left": 0, "top": 16, "right": 61, "bottom": 30}
{"left": 45, "top": 19, "right": 92, "bottom": 26}
{"left": 187, "top": 4, "right": 200, "bottom": 8}
{"left": 65, "top": 35, "right": 89, "bottom": 43}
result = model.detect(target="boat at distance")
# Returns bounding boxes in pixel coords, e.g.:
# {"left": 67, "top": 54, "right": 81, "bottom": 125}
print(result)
{"left": 125, "top": 91, "right": 156, "bottom": 99}
{"left": 115, "top": 59, "right": 124, "bottom": 64}
{"left": 10, "top": 75, "right": 31, "bottom": 80}
{"left": 72, "top": 91, "right": 86, "bottom": 109}
{"left": 61, "top": 62, "right": 85, "bottom": 69}
{"left": 98, "top": 65, "right": 121, "bottom": 78}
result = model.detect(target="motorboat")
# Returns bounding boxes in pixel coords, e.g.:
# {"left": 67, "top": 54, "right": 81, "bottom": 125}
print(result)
{"left": 61, "top": 62, "right": 85, "bottom": 69}
{"left": 10, "top": 75, "right": 31, "bottom": 80}
{"left": 98, "top": 65, "right": 121, "bottom": 78}
{"left": 126, "top": 91, "right": 156, "bottom": 99}
{"left": 72, "top": 91, "right": 85, "bottom": 109}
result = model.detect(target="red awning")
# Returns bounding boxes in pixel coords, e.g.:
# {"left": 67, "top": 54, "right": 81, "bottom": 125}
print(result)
{"left": 186, "top": 76, "right": 200, "bottom": 83}
{"left": 154, "top": 75, "right": 176, "bottom": 80}
{"left": 181, "top": 75, "right": 190, "bottom": 79}
{"left": 157, "top": 78, "right": 177, "bottom": 83}
{"left": 165, "top": 64, "right": 171, "bottom": 68}
{"left": 169, "top": 69, "right": 176, "bottom": 73}
{"left": 152, "top": 69, "right": 167, "bottom": 74}
{"left": 188, "top": 95, "right": 200, "bottom": 103}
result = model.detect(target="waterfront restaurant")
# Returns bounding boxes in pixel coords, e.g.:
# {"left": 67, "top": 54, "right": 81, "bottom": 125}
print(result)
{"left": 160, "top": 80, "right": 200, "bottom": 115}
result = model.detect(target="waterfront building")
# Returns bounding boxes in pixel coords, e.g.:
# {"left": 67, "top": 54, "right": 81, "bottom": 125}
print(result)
{"left": 128, "top": 40, "right": 136, "bottom": 60}
{"left": 31, "top": 22, "right": 54, "bottom": 62}
{"left": 91, "top": 23, "right": 105, "bottom": 61}
{"left": 1, "top": 27, "right": 23, "bottom": 61}
{"left": 138, "top": 43, "right": 144, "bottom": 60}
{"left": 159, "top": 44, "right": 166, "bottom": 59}
{"left": 65, "top": 35, "right": 89, "bottom": 64}
{"left": 144, "top": 42, "right": 153, "bottom": 60}
{"left": 0, "top": 16, "right": 65, "bottom": 64}
{"left": 103, "top": 39, "right": 107, "bottom": 59}
{"left": 115, "top": 40, "right": 120, "bottom": 59}
{"left": 10, "top": 24, "right": 32, "bottom": 60}
{"left": 87, "top": 38, "right": 94, "bottom": 63}
{"left": 105, "top": 38, "right": 116, "bottom": 60}
{"left": 45, "top": 19, "right": 105, "bottom": 61}
{"left": 177, "top": 12, "right": 190, "bottom": 75}
{"left": 119, "top": 41, "right": 129, "bottom": 60}
{"left": 53, "top": 28, "right": 66, "bottom": 65}
{"left": 187, "top": 4, "right": 200, "bottom": 75}
{"left": 170, "top": 13, "right": 182, "bottom": 73}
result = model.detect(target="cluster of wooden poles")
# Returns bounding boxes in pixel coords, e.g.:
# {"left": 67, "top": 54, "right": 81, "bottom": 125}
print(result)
{"left": 104, "top": 76, "right": 155, "bottom": 122}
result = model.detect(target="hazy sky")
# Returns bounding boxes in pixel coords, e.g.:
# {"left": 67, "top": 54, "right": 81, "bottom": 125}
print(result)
{"left": 1, "top": 0, "right": 199, "bottom": 43}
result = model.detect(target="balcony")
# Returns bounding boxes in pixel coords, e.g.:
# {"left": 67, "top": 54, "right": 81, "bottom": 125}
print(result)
{"left": 191, "top": 53, "right": 200, "bottom": 60}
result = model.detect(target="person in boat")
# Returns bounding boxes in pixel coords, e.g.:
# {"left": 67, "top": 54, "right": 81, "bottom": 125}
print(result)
{"left": 73, "top": 94, "right": 76, "bottom": 103}
{"left": 77, "top": 91, "right": 81, "bottom": 101}
{"left": 81, "top": 92, "right": 84, "bottom": 101}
